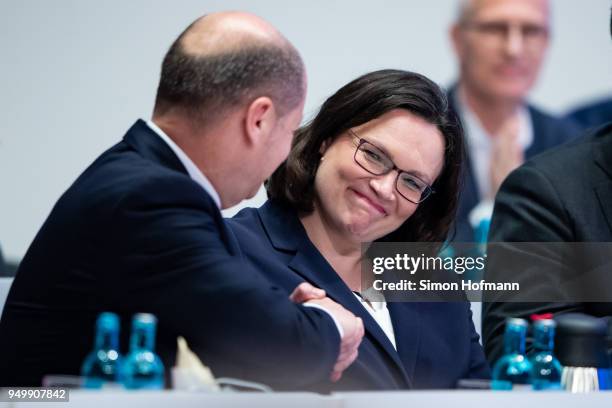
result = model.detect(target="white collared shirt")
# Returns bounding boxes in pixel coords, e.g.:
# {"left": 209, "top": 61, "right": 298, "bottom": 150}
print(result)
{"left": 457, "top": 95, "right": 533, "bottom": 202}
{"left": 455, "top": 92, "right": 533, "bottom": 226}
{"left": 354, "top": 290, "right": 397, "bottom": 349}
{"left": 146, "top": 120, "right": 221, "bottom": 209}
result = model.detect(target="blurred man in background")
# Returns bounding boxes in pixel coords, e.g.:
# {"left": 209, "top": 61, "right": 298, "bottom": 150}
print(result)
{"left": 448, "top": 0, "right": 580, "bottom": 242}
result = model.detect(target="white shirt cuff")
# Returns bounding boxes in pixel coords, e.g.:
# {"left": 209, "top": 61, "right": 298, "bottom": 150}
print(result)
{"left": 303, "top": 302, "right": 344, "bottom": 338}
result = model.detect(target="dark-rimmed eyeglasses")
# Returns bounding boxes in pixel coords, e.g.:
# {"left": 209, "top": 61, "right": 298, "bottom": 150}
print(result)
{"left": 348, "top": 129, "right": 434, "bottom": 204}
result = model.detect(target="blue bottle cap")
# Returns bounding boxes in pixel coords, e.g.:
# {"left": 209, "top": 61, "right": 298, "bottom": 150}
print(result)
{"left": 133, "top": 313, "right": 157, "bottom": 325}
{"left": 507, "top": 317, "right": 528, "bottom": 327}
{"left": 534, "top": 319, "right": 556, "bottom": 329}
{"left": 97, "top": 312, "right": 119, "bottom": 331}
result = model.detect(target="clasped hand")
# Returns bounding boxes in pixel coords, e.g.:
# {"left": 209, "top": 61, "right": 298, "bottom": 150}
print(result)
{"left": 290, "top": 282, "right": 364, "bottom": 382}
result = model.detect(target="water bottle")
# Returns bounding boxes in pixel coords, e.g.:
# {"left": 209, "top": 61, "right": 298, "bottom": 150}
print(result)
{"left": 81, "top": 312, "right": 123, "bottom": 388}
{"left": 122, "top": 313, "right": 165, "bottom": 389}
{"left": 491, "top": 318, "right": 533, "bottom": 390}
{"left": 530, "top": 319, "right": 562, "bottom": 390}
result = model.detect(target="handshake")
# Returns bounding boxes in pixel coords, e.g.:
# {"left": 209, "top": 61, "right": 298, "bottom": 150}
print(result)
{"left": 290, "top": 282, "right": 365, "bottom": 382}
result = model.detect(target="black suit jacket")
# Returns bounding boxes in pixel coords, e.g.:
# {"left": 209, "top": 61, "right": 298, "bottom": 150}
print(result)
{"left": 447, "top": 86, "right": 581, "bottom": 242}
{"left": 0, "top": 120, "right": 341, "bottom": 387}
{"left": 482, "top": 123, "right": 612, "bottom": 363}
{"left": 228, "top": 200, "right": 490, "bottom": 391}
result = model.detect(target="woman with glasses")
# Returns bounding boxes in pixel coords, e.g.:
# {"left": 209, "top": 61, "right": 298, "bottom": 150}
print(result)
{"left": 228, "top": 69, "right": 490, "bottom": 390}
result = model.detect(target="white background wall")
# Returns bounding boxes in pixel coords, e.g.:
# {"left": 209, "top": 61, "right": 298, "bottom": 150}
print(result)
{"left": 1, "top": 0, "right": 611, "bottom": 261}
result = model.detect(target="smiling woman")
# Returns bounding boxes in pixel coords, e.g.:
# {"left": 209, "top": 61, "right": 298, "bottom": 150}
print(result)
{"left": 268, "top": 69, "right": 465, "bottom": 244}
{"left": 309, "top": 109, "right": 445, "bottom": 243}
{"left": 227, "top": 69, "right": 490, "bottom": 391}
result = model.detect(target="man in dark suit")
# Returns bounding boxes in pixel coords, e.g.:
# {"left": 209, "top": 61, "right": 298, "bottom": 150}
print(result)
{"left": 482, "top": 123, "right": 612, "bottom": 363}
{"left": 229, "top": 200, "right": 490, "bottom": 391}
{"left": 448, "top": 0, "right": 579, "bottom": 242}
{"left": 0, "top": 12, "right": 363, "bottom": 387}
{"left": 481, "top": 4, "right": 612, "bottom": 366}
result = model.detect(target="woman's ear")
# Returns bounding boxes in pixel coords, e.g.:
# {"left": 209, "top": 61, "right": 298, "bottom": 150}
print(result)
{"left": 319, "top": 138, "right": 331, "bottom": 156}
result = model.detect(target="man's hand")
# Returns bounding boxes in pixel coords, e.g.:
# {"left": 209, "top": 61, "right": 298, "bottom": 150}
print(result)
{"left": 289, "top": 282, "right": 364, "bottom": 382}
{"left": 490, "top": 114, "right": 524, "bottom": 198}
{"left": 305, "top": 297, "right": 364, "bottom": 382}
{"left": 289, "top": 282, "right": 326, "bottom": 303}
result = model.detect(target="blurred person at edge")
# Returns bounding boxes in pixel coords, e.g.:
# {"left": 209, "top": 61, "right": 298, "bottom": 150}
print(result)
{"left": 482, "top": 8, "right": 612, "bottom": 365}
{"left": 448, "top": 0, "right": 580, "bottom": 242}
{"left": 228, "top": 70, "right": 491, "bottom": 391}
{"left": 0, "top": 12, "right": 364, "bottom": 388}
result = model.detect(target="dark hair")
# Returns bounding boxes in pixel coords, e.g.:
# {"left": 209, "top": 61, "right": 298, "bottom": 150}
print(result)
{"left": 266, "top": 69, "right": 465, "bottom": 243}
{"left": 153, "top": 22, "right": 305, "bottom": 121}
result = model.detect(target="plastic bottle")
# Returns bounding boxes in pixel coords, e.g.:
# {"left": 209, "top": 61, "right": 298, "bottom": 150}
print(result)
{"left": 492, "top": 318, "right": 533, "bottom": 390}
{"left": 122, "top": 313, "right": 165, "bottom": 389}
{"left": 530, "top": 319, "right": 562, "bottom": 390}
{"left": 81, "top": 312, "right": 123, "bottom": 388}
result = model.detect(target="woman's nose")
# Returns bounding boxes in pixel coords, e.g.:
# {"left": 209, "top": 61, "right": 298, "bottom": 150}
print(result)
{"left": 370, "top": 172, "right": 396, "bottom": 201}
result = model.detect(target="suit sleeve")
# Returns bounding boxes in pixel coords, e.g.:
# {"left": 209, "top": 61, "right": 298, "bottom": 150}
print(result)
{"left": 110, "top": 174, "right": 340, "bottom": 388}
{"left": 482, "top": 163, "right": 583, "bottom": 365}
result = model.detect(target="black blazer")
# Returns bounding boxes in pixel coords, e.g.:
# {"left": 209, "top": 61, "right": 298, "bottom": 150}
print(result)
{"left": 447, "top": 86, "right": 581, "bottom": 242}
{"left": 482, "top": 123, "right": 612, "bottom": 363}
{"left": 228, "top": 200, "right": 490, "bottom": 391}
{"left": 0, "top": 120, "right": 341, "bottom": 387}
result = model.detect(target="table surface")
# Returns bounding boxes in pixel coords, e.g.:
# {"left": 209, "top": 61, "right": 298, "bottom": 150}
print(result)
{"left": 4, "top": 390, "right": 612, "bottom": 408}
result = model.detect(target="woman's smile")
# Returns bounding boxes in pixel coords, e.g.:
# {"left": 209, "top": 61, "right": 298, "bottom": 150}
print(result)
{"left": 349, "top": 188, "right": 388, "bottom": 217}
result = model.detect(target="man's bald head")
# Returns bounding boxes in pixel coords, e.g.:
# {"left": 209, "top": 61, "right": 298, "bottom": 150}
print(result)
{"left": 154, "top": 12, "right": 305, "bottom": 124}
{"left": 180, "top": 11, "right": 289, "bottom": 54}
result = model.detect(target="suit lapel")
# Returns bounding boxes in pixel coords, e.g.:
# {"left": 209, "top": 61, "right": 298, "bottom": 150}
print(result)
{"left": 287, "top": 247, "right": 412, "bottom": 387}
{"left": 387, "top": 302, "right": 421, "bottom": 381}
{"left": 122, "top": 119, "right": 242, "bottom": 256}
{"left": 123, "top": 119, "right": 188, "bottom": 175}
{"left": 258, "top": 201, "right": 411, "bottom": 386}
